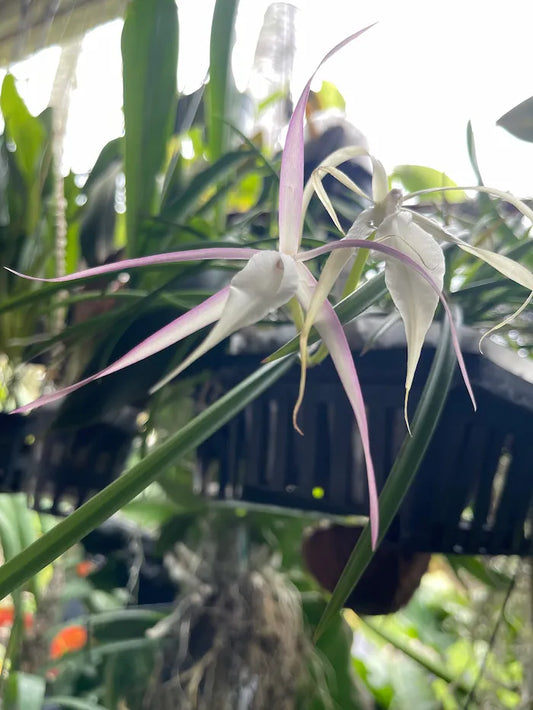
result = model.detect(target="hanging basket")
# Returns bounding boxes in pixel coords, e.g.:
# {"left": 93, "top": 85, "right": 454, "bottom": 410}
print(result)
{"left": 195, "top": 319, "right": 533, "bottom": 556}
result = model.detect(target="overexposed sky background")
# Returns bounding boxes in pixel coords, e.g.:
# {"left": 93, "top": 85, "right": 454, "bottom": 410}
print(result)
{"left": 2, "top": 0, "right": 533, "bottom": 195}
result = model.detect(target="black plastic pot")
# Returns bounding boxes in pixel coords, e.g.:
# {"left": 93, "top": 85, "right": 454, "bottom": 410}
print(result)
{"left": 196, "top": 320, "right": 533, "bottom": 555}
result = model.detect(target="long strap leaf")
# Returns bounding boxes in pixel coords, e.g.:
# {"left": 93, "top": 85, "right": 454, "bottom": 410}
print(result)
{"left": 121, "top": 0, "right": 178, "bottom": 256}
{"left": 314, "top": 316, "right": 457, "bottom": 639}
{"left": 0, "top": 355, "right": 294, "bottom": 600}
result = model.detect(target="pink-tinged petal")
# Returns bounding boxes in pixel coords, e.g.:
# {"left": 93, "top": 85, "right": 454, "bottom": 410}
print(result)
{"left": 12, "top": 288, "right": 230, "bottom": 414}
{"left": 296, "top": 263, "right": 379, "bottom": 549}
{"left": 279, "top": 26, "right": 375, "bottom": 256}
{"left": 298, "top": 239, "right": 476, "bottom": 412}
{"left": 5, "top": 248, "right": 260, "bottom": 283}
{"left": 152, "top": 251, "right": 300, "bottom": 391}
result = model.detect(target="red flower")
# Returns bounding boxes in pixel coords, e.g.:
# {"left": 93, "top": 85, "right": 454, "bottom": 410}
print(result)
{"left": 49, "top": 625, "right": 88, "bottom": 660}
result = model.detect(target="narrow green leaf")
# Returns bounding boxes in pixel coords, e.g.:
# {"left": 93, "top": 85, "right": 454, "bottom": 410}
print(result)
{"left": 0, "top": 355, "right": 295, "bottom": 600}
{"left": 45, "top": 698, "right": 108, "bottom": 710}
{"left": 4, "top": 672, "right": 45, "bottom": 710}
{"left": 314, "top": 317, "right": 457, "bottom": 639}
{"left": 160, "top": 149, "right": 250, "bottom": 221}
{"left": 121, "top": 0, "right": 178, "bottom": 255}
{"left": 207, "top": 0, "right": 240, "bottom": 160}
{"left": 361, "top": 618, "right": 473, "bottom": 696}
{"left": 466, "top": 121, "right": 484, "bottom": 185}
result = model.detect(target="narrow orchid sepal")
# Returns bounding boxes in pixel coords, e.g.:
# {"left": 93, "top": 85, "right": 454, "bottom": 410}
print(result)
{"left": 12, "top": 288, "right": 230, "bottom": 414}
{"left": 278, "top": 26, "right": 375, "bottom": 255}
{"left": 296, "top": 263, "right": 379, "bottom": 548}
{"left": 5, "top": 248, "right": 260, "bottom": 283}
{"left": 297, "top": 238, "right": 477, "bottom": 413}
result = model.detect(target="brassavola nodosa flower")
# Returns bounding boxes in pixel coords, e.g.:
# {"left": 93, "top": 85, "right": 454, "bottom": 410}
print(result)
{"left": 295, "top": 145, "right": 533, "bottom": 431}
{"left": 9, "top": 27, "right": 533, "bottom": 551}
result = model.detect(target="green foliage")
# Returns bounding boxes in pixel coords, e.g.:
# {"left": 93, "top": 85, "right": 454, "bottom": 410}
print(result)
{"left": 4, "top": 672, "right": 45, "bottom": 710}
{"left": 315, "top": 318, "right": 457, "bottom": 639}
{"left": 207, "top": 0, "right": 240, "bottom": 161}
{"left": 391, "top": 164, "right": 465, "bottom": 202}
{"left": 121, "top": 0, "right": 178, "bottom": 256}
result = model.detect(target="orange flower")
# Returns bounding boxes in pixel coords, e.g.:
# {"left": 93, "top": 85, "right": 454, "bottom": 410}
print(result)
{"left": 0, "top": 606, "right": 33, "bottom": 629}
{"left": 49, "top": 624, "right": 88, "bottom": 660}
{"left": 75, "top": 560, "right": 96, "bottom": 578}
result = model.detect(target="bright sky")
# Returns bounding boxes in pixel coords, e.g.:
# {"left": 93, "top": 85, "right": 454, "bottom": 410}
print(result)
{"left": 3, "top": 0, "right": 533, "bottom": 196}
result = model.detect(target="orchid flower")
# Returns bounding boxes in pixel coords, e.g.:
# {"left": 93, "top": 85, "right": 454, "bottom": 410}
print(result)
{"left": 8, "top": 28, "right": 383, "bottom": 547}
{"left": 10, "top": 28, "right": 532, "bottom": 551}
{"left": 295, "top": 146, "right": 533, "bottom": 430}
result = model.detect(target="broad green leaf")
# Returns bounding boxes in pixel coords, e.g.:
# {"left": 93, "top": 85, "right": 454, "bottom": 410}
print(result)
{"left": 0, "top": 355, "right": 295, "bottom": 599}
{"left": 315, "top": 317, "right": 457, "bottom": 639}
{"left": 391, "top": 164, "right": 465, "bottom": 202}
{"left": 497, "top": 96, "right": 533, "bottom": 142}
{"left": 312, "top": 80, "right": 346, "bottom": 111}
{"left": 121, "top": 0, "right": 178, "bottom": 256}
{"left": 207, "top": 0, "right": 240, "bottom": 160}
{"left": 301, "top": 598, "right": 361, "bottom": 709}
{"left": 0, "top": 74, "right": 48, "bottom": 234}
{"left": 0, "top": 75, "right": 46, "bottom": 186}
{"left": 4, "top": 672, "right": 45, "bottom": 710}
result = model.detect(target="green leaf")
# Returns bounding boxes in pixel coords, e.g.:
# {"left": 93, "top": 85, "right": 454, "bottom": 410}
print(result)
{"left": 314, "top": 316, "right": 457, "bottom": 639}
{"left": 160, "top": 149, "right": 251, "bottom": 221}
{"left": 312, "top": 80, "right": 346, "bottom": 112}
{"left": 0, "top": 74, "right": 46, "bottom": 186}
{"left": 391, "top": 164, "right": 465, "bottom": 202}
{"left": 121, "top": 0, "right": 178, "bottom": 256}
{"left": 0, "top": 355, "right": 295, "bottom": 599}
{"left": 45, "top": 698, "right": 108, "bottom": 710}
{"left": 4, "top": 672, "right": 45, "bottom": 710}
{"left": 497, "top": 96, "right": 533, "bottom": 142}
{"left": 466, "top": 120, "right": 484, "bottom": 185}
{"left": 207, "top": 0, "right": 240, "bottom": 161}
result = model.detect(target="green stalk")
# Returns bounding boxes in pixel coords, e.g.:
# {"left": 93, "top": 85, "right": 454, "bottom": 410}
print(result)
{"left": 361, "top": 617, "right": 473, "bottom": 697}
{"left": 0, "top": 356, "right": 294, "bottom": 600}
{"left": 314, "top": 317, "right": 457, "bottom": 639}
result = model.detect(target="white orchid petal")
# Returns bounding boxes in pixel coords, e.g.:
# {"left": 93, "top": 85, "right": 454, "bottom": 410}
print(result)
{"left": 13, "top": 288, "right": 230, "bottom": 413}
{"left": 378, "top": 212, "right": 445, "bottom": 424}
{"left": 403, "top": 184, "right": 533, "bottom": 225}
{"left": 296, "top": 263, "right": 379, "bottom": 548}
{"left": 370, "top": 156, "right": 389, "bottom": 203}
{"left": 152, "top": 251, "right": 300, "bottom": 391}
{"left": 302, "top": 146, "right": 372, "bottom": 217}
{"left": 297, "top": 237, "right": 476, "bottom": 413}
{"left": 409, "top": 208, "right": 533, "bottom": 291}
{"left": 479, "top": 291, "right": 533, "bottom": 352}
{"left": 312, "top": 170, "right": 344, "bottom": 233}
